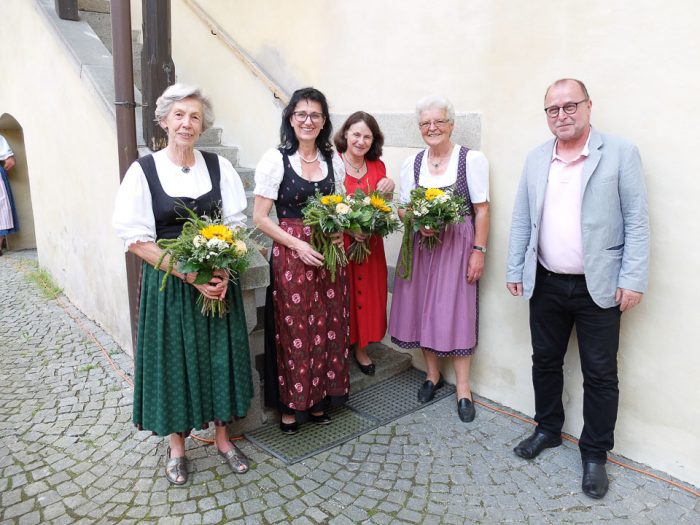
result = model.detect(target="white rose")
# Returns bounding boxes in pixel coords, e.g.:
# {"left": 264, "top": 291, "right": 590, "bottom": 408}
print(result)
{"left": 206, "top": 238, "right": 228, "bottom": 251}
{"left": 234, "top": 239, "right": 247, "bottom": 254}
{"left": 193, "top": 235, "right": 207, "bottom": 248}
{"left": 363, "top": 197, "right": 371, "bottom": 205}
{"left": 336, "top": 203, "right": 350, "bottom": 215}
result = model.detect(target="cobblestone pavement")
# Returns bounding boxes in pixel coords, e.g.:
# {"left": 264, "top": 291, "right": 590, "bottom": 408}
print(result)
{"left": 1, "top": 250, "right": 698, "bottom": 524}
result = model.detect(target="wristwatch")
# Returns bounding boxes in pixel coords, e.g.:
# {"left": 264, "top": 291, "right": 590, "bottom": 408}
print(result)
{"left": 472, "top": 245, "right": 487, "bottom": 254}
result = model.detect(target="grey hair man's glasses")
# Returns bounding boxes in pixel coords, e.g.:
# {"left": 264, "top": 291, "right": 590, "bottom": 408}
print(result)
{"left": 544, "top": 99, "right": 589, "bottom": 118}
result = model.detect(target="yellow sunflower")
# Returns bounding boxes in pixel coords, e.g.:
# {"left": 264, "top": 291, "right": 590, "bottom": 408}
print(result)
{"left": 425, "top": 188, "right": 445, "bottom": 201}
{"left": 370, "top": 194, "right": 387, "bottom": 210}
{"left": 200, "top": 224, "right": 234, "bottom": 244}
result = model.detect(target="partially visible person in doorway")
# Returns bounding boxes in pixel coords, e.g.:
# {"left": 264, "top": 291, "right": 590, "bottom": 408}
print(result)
{"left": 0, "top": 134, "right": 19, "bottom": 255}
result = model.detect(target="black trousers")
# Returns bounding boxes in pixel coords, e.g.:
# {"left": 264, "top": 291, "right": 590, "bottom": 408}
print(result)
{"left": 529, "top": 264, "right": 622, "bottom": 463}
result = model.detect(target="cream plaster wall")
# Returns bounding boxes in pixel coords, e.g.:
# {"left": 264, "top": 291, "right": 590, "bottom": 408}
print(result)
{"left": 170, "top": 0, "right": 700, "bottom": 484}
{"left": 0, "top": 1, "right": 131, "bottom": 352}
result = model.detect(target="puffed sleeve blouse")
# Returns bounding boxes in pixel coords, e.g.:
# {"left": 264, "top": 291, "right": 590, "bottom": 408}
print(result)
{"left": 398, "top": 147, "right": 489, "bottom": 205}
{"left": 112, "top": 149, "right": 248, "bottom": 251}
{"left": 253, "top": 148, "right": 346, "bottom": 199}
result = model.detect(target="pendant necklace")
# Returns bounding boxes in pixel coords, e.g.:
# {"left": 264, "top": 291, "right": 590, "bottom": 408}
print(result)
{"left": 344, "top": 155, "right": 365, "bottom": 174}
{"left": 181, "top": 166, "right": 191, "bottom": 173}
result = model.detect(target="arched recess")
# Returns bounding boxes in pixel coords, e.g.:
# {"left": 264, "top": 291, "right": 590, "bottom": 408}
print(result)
{"left": 0, "top": 113, "right": 36, "bottom": 251}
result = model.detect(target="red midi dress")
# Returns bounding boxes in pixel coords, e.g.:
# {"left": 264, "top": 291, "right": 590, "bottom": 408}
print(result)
{"left": 343, "top": 158, "right": 389, "bottom": 349}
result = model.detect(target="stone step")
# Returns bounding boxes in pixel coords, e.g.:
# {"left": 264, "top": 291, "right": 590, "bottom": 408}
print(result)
{"left": 78, "top": 0, "right": 110, "bottom": 14}
{"left": 349, "top": 342, "right": 413, "bottom": 392}
{"left": 196, "top": 127, "right": 222, "bottom": 146}
{"left": 252, "top": 338, "right": 413, "bottom": 396}
{"left": 237, "top": 166, "right": 255, "bottom": 191}
{"left": 80, "top": 8, "right": 142, "bottom": 93}
{"left": 197, "top": 145, "right": 239, "bottom": 167}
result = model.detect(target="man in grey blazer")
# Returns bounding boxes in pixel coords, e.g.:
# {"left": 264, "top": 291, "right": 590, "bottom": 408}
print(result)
{"left": 506, "top": 78, "right": 649, "bottom": 499}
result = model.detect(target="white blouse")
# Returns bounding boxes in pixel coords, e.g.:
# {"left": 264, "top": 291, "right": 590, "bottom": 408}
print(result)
{"left": 112, "top": 149, "right": 247, "bottom": 251}
{"left": 254, "top": 148, "right": 346, "bottom": 199}
{"left": 398, "top": 147, "right": 490, "bottom": 205}
{"left": 0, "top": 136, "right": 13, "bottom": 160}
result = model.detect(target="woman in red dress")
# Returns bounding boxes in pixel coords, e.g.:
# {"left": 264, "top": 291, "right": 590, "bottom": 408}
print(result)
{"left": 334, "top": 112, "right": 395, "bottom": 374}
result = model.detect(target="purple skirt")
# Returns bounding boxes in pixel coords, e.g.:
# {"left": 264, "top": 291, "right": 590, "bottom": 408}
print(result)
{"left": 389, "top": 221, "right": 478, "bottom": 356}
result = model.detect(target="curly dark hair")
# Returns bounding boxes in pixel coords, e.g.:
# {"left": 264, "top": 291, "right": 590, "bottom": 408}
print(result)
{"left": 333, "top": 111, "right": 384, "bottom": 161}
{"left": 279, "top": 87, "right": 333, "bottom": 156}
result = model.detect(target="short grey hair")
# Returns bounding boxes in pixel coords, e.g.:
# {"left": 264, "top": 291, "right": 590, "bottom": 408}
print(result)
{"left": 154, "top": 83, "right": 215, "bottom": 131}
{"left": 415, "top": 95, "right": 455, "bottom": 123}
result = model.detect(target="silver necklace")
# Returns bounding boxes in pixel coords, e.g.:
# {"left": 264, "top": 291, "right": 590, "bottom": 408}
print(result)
{"left": 181, "top": 166, "right": 191, "bottom": 173}
{"left": 428, "top": 146, "right": 453, "bottom": 169}
{"left": 299, "top": 150, "right": 319, "bottom": 164}
{"left": 344, "top": 155, "right": 365, "bottom": 174}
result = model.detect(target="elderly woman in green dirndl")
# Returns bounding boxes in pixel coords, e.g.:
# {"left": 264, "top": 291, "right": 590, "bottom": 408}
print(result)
{"left": 113, "top": 84, "right": 254, "bottom": 485}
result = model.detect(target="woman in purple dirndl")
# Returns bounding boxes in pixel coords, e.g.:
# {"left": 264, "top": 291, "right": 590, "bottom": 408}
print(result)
{"left": 388, "top": 95, "right": 490, "bottom": 423}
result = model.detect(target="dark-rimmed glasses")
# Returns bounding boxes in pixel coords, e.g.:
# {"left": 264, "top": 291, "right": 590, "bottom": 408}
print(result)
{"left": 544, "top": 99, "right": 589, "bottom": 118}
{"left": 292, "top": 111, "right": 325, "bottom": 123}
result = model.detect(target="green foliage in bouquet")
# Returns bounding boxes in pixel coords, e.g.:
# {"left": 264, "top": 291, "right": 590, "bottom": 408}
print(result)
{"left": 397, "top": 187, "right": 469, "bottom": 280}
{"left": 344, "top": 189, "right": 401, "bottom": 263}
{"left": 302, "top": 192, "right": 350, "bottom": 282}
{"left": 155, "top": 204, "right": 251, "bottom": 317}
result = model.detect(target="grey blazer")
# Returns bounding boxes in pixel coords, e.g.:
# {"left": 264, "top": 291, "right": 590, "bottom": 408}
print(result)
{"left": 506, "top": 128, "right": 649, "bottom": 308}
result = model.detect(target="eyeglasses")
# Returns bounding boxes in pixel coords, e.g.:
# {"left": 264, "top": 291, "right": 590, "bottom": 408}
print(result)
{"left": 292, "top": 111, "right": 325, "bottom": 123}
{"left": 544, "top": 99, "right": 589, "bottom": 118}
{"left": 418, "top": 119, "right": 451, "bottom": 130}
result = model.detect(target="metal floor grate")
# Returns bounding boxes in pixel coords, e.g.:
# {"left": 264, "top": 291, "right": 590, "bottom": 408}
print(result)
{"left": 245, "top": 368, "right": 456, "bottom": 464}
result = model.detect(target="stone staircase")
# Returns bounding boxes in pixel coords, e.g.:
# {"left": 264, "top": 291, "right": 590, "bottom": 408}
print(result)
{"left": 78, "top": 0, "right": 414, "bottom": 429}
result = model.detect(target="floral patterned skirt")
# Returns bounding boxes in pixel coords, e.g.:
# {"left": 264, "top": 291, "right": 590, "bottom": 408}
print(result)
{"left": 267, "top": 219, "right": 350, "bottom": 414}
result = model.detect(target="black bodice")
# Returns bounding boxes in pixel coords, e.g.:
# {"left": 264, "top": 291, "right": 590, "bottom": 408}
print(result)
{"left": 138, "top": 152, "right": 222, "bottom": 240}
{"left": 274, "top": 150, "right": 335, "bottom": 219}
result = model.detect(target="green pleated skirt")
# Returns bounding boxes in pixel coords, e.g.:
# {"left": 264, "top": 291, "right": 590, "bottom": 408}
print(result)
{"left": 132, "top": 264, "right": 254, "bottom": 436}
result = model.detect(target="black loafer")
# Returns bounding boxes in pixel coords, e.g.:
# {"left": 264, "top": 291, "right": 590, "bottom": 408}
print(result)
{"left": 582, "top": 461, "right": 609, "bottom": 499}
{"left": 417, "top": 376, "right": 444, "bottom": 403}
{"left": 310, "top": 413, "right": 332, "bottom": 425}
{"left": 354, "top": 355, "right": 375, "bottom": 376}
{"left": 279, "top": 420, "right": 298, "bottom": 435}
{"left": 513, "top": 430, "right": 562, "bottom": 459}
{"left": 457, "top": 398, "right": 476, "bottom": 422}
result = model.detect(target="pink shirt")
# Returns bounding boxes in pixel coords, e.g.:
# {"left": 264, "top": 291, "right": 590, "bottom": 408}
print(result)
{"left": 538, "top": 136, "right": 591, "bottom": 274}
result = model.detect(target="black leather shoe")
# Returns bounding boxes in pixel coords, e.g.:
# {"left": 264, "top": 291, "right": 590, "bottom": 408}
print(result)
{"left": 417, "top": 376, "right": 444, "bottom": 403}
{"left": 582, "top": 461, "right": 609, "bottom": 499}
{"left": 457, "top": 398, "right": 476, "bottom": 422}
{"left": 354, "top": 355, "right": 375, "bottom": 376}
{"left": 310, "top": 413, "right": 332, "bottom": 425}
{"left": 279, "top": 420, "right": 298, "bottom": 435}
{"left": 513, "top": 430, "right": 562, "bottom": 459}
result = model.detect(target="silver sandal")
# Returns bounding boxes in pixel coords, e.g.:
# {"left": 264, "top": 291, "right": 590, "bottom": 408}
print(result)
{"left": 165, "top": 446, "right": 188, "bottom": 485}
{"left": 218, "top": 444, "right": 250, "bottom": 474}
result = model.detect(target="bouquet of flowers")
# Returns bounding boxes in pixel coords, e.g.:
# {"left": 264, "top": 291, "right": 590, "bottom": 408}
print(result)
{"left": 155, "top": 204, "right": 250, "bottom": 317}
{"left": 344, "top": 189, "right": 401, "bottom": 263}
{"left": 302, "top": 192, "right": 351, "bottom": 282}
{"left": 397, "top": 187, "right": 468, "bottom": 280}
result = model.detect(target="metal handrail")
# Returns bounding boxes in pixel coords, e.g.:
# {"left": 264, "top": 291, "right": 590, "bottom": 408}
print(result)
{"left": 183, "top": 0, "right": 290, "bottom": 106}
